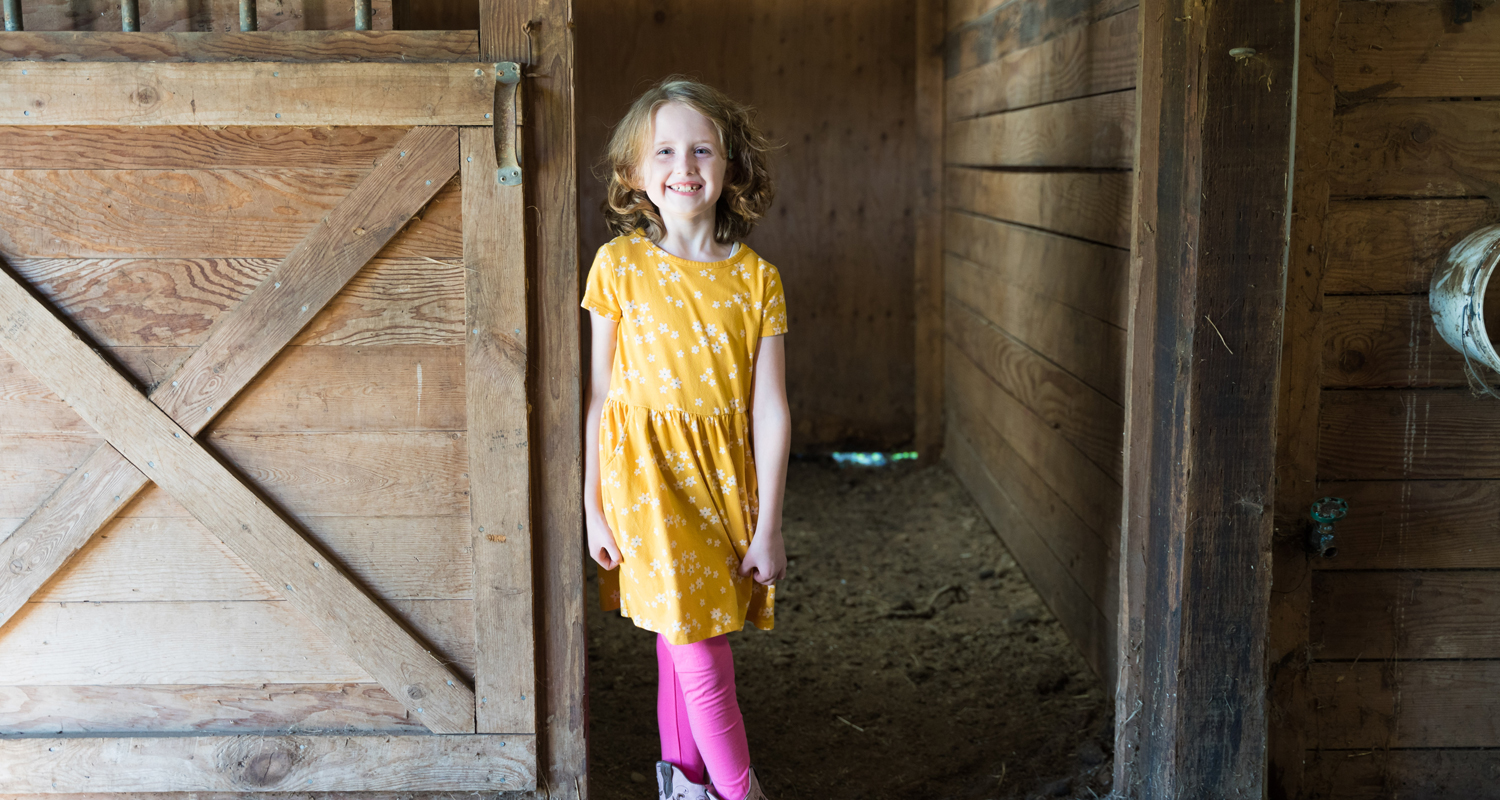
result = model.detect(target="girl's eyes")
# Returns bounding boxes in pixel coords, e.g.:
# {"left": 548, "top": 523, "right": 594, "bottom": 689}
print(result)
{"left": 653, "top": 147, "right": 715, "bottom": 156}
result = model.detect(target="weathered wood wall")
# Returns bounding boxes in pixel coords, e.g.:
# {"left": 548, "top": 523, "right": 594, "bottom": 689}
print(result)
{"left": 5, "top": 0, "right": 393, "bottom": 31}
{"left": 574, "top": 0, "right": 917, "bottom": 451}
{"left": 1278, "top": 2, "right": 1500, "bottom": 796}
{"left": 937, "top": 0, "right": 1135, "bottom": 685}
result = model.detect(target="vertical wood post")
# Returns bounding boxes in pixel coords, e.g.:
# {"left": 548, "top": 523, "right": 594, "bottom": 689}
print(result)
{"left": 2, "top": 0, "right": 21, "bottom": 32}
{"left": 914, "top": 0, "right": 945, "bottom": 461}
{"left": 480, "top": 0, "right": 584, "bottom": 795}
{"left": 1113, "top": 0, "right": 1299, "bottom": 794}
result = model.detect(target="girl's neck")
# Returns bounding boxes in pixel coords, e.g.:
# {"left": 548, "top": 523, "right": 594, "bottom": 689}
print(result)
{"left": 655, "top": 212, "right": 733, "bottom": 262}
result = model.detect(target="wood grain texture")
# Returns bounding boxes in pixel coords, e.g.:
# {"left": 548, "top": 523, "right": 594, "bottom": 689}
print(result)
{"left": 947, "top": 299, "right": 1124, "bottom": 480}
{"left": 0, "top": 683, "right": 423, "bottom": 736}
{"left": 945, "top": 90, "right": 1136, "bottom": 168}
{"left": 943, "top": 212, "right": 1129, "bottom": 327}
{"left": 915, "top": 0, "right": 946, "bottom": 461}
{"left": 0, "top": 127, "right": 412, "bottom": 170}
{"left": 1310, "top": 660, "right": 1500, "bottom": 748}
{"left": 1312, "top": 570, "right": 1500, "bottom": 660}
{"left": 1305, "top": 748, "right": 1500, "bottom": 800}
{"left": 1332, "top": 100, "right": 1500, "bottom": 199}
{"left": 1319, "top": 389, "right": 1500, "bottom": 480}
{"left": 944, "top": 423, "right": 1116, "bottom": 683}
{"left": 0, "top": 169, "right": 462, "bottom": 259}
{"left": 0, "top": 266, "right": 475, "bottom": 732}
{"left": 1334, "top": 0, "right": 1500, "bottom": 99}
{"left": 0, "top": 734, "right": 536, "bottom": 794}
{"left": 946, "top": 254, "right": 1126, "bottom": 403}
{"left": 944, "top": 0, "right": 1137, "bottom": 77}
{"left": 577, "top": 0, "right": 916, "bottom": 450}
{"left": 1324, "top": 199, "right": 1496, "bottom": 294}
{"left": 946, "top": 168, "right": 1132, "bottom": 247}
{"left": 948, "top": 342, "right": 1120, "bottom": 538}
{"left": 945, "top": 7, "right": 1137, "bottom": 121}
{"left": 1317, "top": 479, "right": 1500, "bottom": 570}
{"left": 33, "top": 515, "right": 471, "bottom": 602}
{"left": 461, "top": 128, "right": 535, "bottom": 735}
{"left": 0, "top": 599, "right": 472, "bottom": 684}
{"left": 0, "top": 30, "right": 475, "bottom": 63}
{"left": 1322, "top": 294, "right": 1464, "bottom": 388}
{"left": 0, "top": 0, "right": 393, "bottom": 33}
{"left": 0, "top": 62, "right": 494, "bottom": 127}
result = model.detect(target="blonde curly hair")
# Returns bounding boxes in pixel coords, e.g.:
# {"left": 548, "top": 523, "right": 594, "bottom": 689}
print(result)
{"left": 602, "top": 76, "right": 774, "bottom": 244}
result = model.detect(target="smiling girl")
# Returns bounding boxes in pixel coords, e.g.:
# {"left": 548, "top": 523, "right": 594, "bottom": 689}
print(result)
{"left": 582, "top": 78, "right": 788, "bottom": 800}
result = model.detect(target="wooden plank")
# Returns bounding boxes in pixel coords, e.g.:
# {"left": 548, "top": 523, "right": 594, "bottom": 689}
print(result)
{"left": 1317, "top": 479, "right": 1500, "bottom": 570}
{"left": 945, "top": 167, "right": 1132, "bottom": 247}
{"left": 944, "top": 212, "right": 1129, "bottom": 327}
{"left": 0, "top": 127, "right": 413, "bottom": 170}
{"left": 944, "top": 423, "right": 1116, "bottom": 682}
{"left": 1312, "top": 570, "right": 1500, "bottom": 660}
{"left": 1310, "top": 660, "right": 1500, "bottom": 749}
{"left": 1118, "top": 0, "right": 1297, "bottom": 788}
{"left": 0, "top": 733, "right": 533, "bottom": 793}
{"left": 0, "top": 30, "right": 478, "bottom": 64}
{"left": 1324, "top": 199, "right": 1495, "bottom": 294}
{"left": 2, "top": 258, "right": 464, "bottom": 350}
{"left": 1319, "top": 389, "right": 1500, "bottom": 480}
{"left": 0, "top": 128, "right": 461, "bottom": 639}
{"left": 0, "top": 432, "right": 101, "bottom": 517}
{"left": 32, "top": 516, "right": 471, "bottom": 602}
{"left": 947, "top": 298, "right": 1124, "bottom": 480}
{"left": 1322, "top": 295, "right": 1464, "bottom": 388}
{"left": 0, "top": 62, "right": 496, "bottom": 127}
{"left": 461, "top": 127, "right": 534, "bottom": 735}
{"left": 947, "top": 0, "right": 1008, "bottom": 31}
{"left": 0, "top": 258, "right": 475, "bottom": 733}
{"left": 946, "top": 254, "right": 1126, "bottom": 403}
{"left": 944, "top": 0, "right": 1137, "bottom": 77}
{"left": 1306, "top": 748, "right": 1500, "bottom": 800}
{"left": 916, "top": 0, "right": 946, "bottom": 461}
{"left": 0, "top": 0, "right": 393, "bottom": 33}
{"left": 0, "top": 683, "right": 423, "bottom": 736}
{"left": 0, "top": 170, "right": 462, "bottom": 259}
{"left": 1334, "top": 1, "right": 1500, "bottom": 99}
{"left": 948, "top": 340, "right": 1121, "bottom": 537}
{"left": 945, "top": 7, "right": 1136, "bottom": 121}
{"left": 1332, "top": 100, "right": 1500, "bottom": 199}
{"left": 946, "top": 90, "right": 1136, "bottom": 168}
{"left": 483, "top": 0, "right": 583, "bottom": 786}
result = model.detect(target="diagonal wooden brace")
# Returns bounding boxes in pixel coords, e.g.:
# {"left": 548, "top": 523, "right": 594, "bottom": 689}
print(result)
{"left": 0, "top": 261, "right": 477, "bottom": 734}
{"left": 0, "top": 127, "right": 467, "bottom": 730}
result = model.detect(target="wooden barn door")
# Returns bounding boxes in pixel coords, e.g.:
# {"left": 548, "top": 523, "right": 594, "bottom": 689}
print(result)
{"left": 0, "top": 32, "right": 538, "bottom": 793}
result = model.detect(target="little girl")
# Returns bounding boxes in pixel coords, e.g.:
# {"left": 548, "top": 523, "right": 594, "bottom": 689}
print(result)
{"left": 581, "top": 77, "right": 789, "bottom": 800}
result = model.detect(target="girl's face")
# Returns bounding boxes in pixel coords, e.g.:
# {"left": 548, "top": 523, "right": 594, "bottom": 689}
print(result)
{"left": 639, "top": 102, "right": 728, "bottom": 227}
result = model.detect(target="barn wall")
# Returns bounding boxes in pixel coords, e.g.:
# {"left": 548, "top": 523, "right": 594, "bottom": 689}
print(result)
{"left": 1291, "top": 2, "right": 1500, "bottom": 795}
{"left": 3, "top": 0, "right": 393, "bottom": 31}
{"left": 574, "top": 0, "right": 917, "bottom": 451}
{"left": 936, "top": 0, "right": 1136, "bottom": 683}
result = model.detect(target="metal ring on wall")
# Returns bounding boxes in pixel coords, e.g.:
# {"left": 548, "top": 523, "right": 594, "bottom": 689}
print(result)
{"left": 1431, "top": 224, "right": 1500, "bottom": 395}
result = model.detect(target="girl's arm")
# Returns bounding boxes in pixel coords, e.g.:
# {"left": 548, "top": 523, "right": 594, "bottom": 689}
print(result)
{"left": 740, "top": 334, "right": 789, "bottom": 585}
{"left": 584, "top": 310, "right": 623, "bottom": 569}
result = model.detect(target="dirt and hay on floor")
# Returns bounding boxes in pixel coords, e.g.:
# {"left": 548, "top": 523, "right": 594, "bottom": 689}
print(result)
{"left": 587, "top": 457, "right": 1115, "bottom": 800}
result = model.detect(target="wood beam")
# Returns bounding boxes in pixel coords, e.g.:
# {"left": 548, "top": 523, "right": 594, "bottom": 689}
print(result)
{"left": 0, "top": 260, "right": 477, "bottom": 734}
{"left": 0, "top": 29, "right": 479, "bottom": 63}
{"left": 1113, "top": 0, "right": 1298, "bottom": 794}
{"left": 915, "top": 0, "right": 945, "bottom": 461}
{"left": 0, "top": 62, "right": 498, "bottom": 126}
{"left": 462, "top": 127, "right": 536, "bottom": 734}
{"left": 0, "top": 733, "right": 533, "bottom": 792}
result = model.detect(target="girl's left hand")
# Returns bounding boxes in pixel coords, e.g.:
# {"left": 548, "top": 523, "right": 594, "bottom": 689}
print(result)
{"left": 739, "top": 528, "right": 786, "bottom": 586}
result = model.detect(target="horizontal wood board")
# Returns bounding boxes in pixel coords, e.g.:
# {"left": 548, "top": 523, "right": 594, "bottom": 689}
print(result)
{"left": 1, "top": 30, "right": 477, "bottom": 63}
{"left": 945, "top": 90, "right": 1136, "bottom": 168}
{"left": 0, "top": 0, "right": 393, "bottom": 33}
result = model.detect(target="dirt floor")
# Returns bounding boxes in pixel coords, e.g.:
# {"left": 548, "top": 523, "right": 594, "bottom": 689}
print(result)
{"left": 586, "top": 457, "right": 1115, "bottom": 800}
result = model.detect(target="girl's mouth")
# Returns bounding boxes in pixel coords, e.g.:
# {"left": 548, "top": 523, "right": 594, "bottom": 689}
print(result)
{"left": 668, "top": 183, "right": 703, "bottom": 195}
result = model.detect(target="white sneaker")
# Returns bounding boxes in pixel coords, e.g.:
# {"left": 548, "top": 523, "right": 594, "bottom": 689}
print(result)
{"left": 655, "top": 761, "right": 713, "bottom": 800}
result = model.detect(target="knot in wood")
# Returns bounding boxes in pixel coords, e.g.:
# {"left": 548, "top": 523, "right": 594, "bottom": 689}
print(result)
{"left": 406, "top": 684, "right": 427, "bottom": 700}
{"left": 132, "top": 86, "right": 160, "bottom": 106}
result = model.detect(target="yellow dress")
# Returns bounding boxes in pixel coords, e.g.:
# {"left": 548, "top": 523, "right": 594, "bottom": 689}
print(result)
{"left": 582, "top": 231, "right": 788, "bottom": 644}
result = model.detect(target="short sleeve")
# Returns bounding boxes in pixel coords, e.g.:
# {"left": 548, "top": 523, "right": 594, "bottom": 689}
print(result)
{"left": 581, "top": 245, "right": 621, "bottom": 320}
{"left": 759, "top": 262, "right": 788, "bottom": 337}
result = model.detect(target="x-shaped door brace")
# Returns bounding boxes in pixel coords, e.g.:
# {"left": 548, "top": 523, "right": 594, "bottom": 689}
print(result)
{"left": 0, "top": 126, "right": 477, "bottom": 734}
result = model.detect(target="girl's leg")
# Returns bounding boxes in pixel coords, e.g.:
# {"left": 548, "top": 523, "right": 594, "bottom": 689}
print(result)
{"left": 662, "top": 635, "right": 752, "bottom": 800}
{"left": 657, "top": 633, "right": 708, "bottom": 784}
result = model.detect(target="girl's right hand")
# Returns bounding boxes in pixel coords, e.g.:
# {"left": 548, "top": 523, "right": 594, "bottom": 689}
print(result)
{"left": 586, "top": 514, "right": 623, "bottom": 570}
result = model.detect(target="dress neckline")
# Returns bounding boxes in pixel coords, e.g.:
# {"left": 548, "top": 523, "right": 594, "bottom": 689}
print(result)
{"left": 638, "top": 231, "right": 751, "bottom": 270}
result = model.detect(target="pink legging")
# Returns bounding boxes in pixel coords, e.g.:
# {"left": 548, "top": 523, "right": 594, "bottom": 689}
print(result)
{"left": 657, "top": 633, "right": 752, "bottom": 800}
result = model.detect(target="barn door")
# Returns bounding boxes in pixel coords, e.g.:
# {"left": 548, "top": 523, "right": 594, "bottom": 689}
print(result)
{"left": 0, "top": 33, "right": 536, "bottom": 793}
